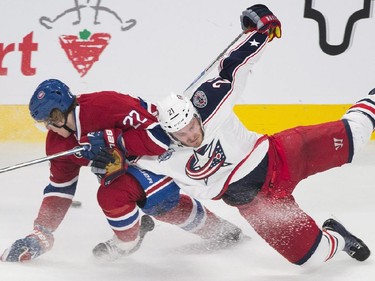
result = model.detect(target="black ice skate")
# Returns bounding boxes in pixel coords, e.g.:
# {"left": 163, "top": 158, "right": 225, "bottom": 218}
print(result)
{"left": 323, "top": 218, "right": 370, "bottom": 261}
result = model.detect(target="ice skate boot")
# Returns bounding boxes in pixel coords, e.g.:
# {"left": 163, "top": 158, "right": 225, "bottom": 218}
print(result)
{"left": 93, "top": 215, "right": 155, "bottom": 260}
{"left": 204, "top": 220, "right": 244, "bottom": 250}
{"left": 93, "top": 238, "right": 129, "bottom": 260}
{"left": 323, "top": 218, "right": 370, "bottom": 261}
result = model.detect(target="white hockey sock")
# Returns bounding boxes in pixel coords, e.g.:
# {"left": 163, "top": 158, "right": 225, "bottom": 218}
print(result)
{"left": 176, "top": 198, "right": 207, "bottom": 233}
{"left": 302, "top": 229, "right": 345, "bottom": 268}
{"left": 342, "top": 110, "right": 374, "bottom": 156}
{"left": 345, "top": 94, "right": 375, "bottom": 126}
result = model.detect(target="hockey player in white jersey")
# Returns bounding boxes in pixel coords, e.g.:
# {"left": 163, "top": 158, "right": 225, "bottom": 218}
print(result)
{"left": 134, "top": 4, "right": 371, "bottom": 266}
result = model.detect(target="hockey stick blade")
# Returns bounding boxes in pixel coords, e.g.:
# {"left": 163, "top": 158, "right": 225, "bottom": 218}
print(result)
{"left": 0, "top": 146, "right": 87, "bottom": 174}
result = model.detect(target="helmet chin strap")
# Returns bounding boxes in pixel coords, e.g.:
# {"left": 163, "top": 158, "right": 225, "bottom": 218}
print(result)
{"left": 63, "top": 124, "right": 75, "bottom": 133}
{"left": 61, "top": 107, "right": 76, "bottom": 133}
{"left": 51, "top": 111, "right": 75, "bottom": 133}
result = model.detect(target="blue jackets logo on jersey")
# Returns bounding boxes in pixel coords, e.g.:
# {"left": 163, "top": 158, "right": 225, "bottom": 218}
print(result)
{"left": 185, "top": 139, "right": 231, "bottom": 184}
{"left": 192, "top": 91, "right": 208, "bottom": 108}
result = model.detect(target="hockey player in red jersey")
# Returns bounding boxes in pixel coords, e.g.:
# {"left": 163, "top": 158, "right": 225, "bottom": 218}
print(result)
{"left": 0, "top": 79, "right": 242, "bottom": 262}
{"left": 133, "top": 4, "right": 371, "bottom": 266}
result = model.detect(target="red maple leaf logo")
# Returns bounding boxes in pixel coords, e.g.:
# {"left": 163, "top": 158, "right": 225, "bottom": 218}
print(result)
{"left": 59, "top": 29, "right": 111, "bottom": 77}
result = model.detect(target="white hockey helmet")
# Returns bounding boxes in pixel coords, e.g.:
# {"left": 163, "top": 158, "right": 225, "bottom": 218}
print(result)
{"left": 157, "top": 93, "right": 198, "bottom": 133}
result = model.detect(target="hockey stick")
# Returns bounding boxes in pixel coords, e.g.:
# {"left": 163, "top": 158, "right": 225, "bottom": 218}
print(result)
{"left": 128, "top": 214, "right": 155, "bottom": 255}
{"left": 0, "top": 146, "right": 86, "bottom": 174}
{"left": 183, "top": 31, "right": 245, "bottom": 97}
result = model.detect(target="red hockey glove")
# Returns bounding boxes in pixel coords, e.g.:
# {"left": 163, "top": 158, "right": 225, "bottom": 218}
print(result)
{"left": 1, "top": 225, "right": 54, "bottom": 262}
{"left": 240, "top": 4, "right": 282, "bottom": 41}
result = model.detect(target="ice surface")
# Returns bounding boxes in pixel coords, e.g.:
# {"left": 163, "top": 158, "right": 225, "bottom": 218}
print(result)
{"left": 0, "top": 142, "right": 374, "bottom": 281}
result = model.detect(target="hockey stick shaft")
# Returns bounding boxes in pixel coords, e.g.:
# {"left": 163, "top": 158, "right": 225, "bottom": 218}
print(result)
{"left": 183, "top": 31, "right": 245, "bottom": 97}
{"left": 0, "top": 146, "right": 86, "bottom": 174}
{"left": 128, "top": 215, "right": 155, "bottom": 255}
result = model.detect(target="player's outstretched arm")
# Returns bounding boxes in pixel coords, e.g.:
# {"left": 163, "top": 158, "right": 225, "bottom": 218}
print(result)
{"left": 1, "top": 180, "right": 80, "bottom": 262}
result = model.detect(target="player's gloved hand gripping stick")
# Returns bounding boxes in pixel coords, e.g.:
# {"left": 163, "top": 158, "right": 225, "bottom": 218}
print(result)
{"left": 79, "top": 129, "right": 128, "bottom": 186}
{"left": 0, "top": 128, "right": 127, "bottom": 187}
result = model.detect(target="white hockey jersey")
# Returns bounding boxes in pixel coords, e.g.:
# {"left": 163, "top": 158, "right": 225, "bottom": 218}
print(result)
{"left": 134, "top": 31, "right": 271, "bottom": 199}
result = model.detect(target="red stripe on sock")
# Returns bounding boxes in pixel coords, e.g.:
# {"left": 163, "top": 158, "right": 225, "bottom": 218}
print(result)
{"left": 323, "top": 229, "right": 338, "bottom": 261}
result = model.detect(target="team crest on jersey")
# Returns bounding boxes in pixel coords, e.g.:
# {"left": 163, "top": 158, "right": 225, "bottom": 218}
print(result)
{"left": 192, "top": 91, "right": 208, "bottom": 108}
{"left": 158, "top": 148, "right": 175, "bottom": 162}
{"left": 185, "top": 139, "right": 231, "bottom": 184}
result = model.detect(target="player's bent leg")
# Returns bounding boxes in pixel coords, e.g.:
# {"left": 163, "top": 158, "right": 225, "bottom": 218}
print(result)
{"left": 153, "top": 194, "right": 243, "bottom": 249}
{"left": 126, "top": 166, "right": 244, "bottom": 250}
{"left": 97, "top": 174, "right": 146, "bottom": 241}
{"left": 237, "top": 194, "right": 370, "bottom": 265}
{"left": 94, "top": 174, "right": 151, "bottom": 260}
{"left": 92, "top": 215, "right": 155, "bottom": 261}
{"left": 237, "top": 194, "right": 324, "bottom": 265}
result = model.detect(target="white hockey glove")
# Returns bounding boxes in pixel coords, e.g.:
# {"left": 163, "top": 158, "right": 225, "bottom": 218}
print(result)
{"left": 240, "top": 4, "right": 282, "bottom": 41}
{"left": 1, "top": 225, "right": 54, "bottom": 262}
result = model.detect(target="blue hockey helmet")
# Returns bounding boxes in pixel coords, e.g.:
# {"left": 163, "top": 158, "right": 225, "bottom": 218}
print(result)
{"left": 29, "top": 79, "right": 76, "bottom": 122}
